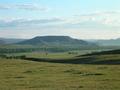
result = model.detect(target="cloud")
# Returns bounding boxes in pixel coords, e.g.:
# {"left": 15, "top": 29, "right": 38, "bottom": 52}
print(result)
{"left": 0, "top": 18, "right": 64, "bottom": 28}
{"left": 0, "top": 4, "right": 48, "bottom": 11}
{"left": 71, "top": 11, "right": 120, "bottom": 28}
{"left": 1, "top": 11, "right": 120, "bottom": 39}
{"left": 0, "top": 11, "right": 120, "bottom": 30}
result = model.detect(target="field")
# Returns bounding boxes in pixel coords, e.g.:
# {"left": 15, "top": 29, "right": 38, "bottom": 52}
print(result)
{"left": 0, "top": 50, "right": 120, "bottom": 90}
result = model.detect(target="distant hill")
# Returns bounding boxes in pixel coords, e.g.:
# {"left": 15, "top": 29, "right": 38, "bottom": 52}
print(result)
{"left": 0, "top": 38, "right": 26, "bottom": 44}
{"left": 17, "top": 36, "right": 96, "bottom": 46}
{"left": 0, "top": 40, "right": 5, "bottom": 44}
{"left": 87, "top": 38, "right": 120, "bottom": 46}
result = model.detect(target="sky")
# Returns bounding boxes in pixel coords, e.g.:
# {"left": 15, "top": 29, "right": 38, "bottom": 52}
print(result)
{"left": 0, "top": 0, "right": 120, "bottom": 39}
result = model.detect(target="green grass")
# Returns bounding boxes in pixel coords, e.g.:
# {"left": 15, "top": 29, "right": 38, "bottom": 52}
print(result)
{"left": 0, "top": 52, "right": 120, "bottom": 90}
{"left": 7, "top": 49, "right": 108, "bottom": 59}
{"left": 26, "top": 52, "right": 76, "bottom": 59}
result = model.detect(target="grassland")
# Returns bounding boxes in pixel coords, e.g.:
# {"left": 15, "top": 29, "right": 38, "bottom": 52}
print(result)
{"left": 0, "top": 51, "right": 120, "bottom": 90}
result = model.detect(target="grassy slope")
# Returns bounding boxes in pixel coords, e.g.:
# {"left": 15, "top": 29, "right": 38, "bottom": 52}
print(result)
{"left": 0, "top": 52, "right": 120, "bottom": 90}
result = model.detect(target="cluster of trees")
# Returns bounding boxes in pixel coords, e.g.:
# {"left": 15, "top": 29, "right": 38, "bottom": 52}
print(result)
{"left": 0, "top": 45, "right": 100, "bottom": 54}
{"left": 68, "top": 51, "right": 78, "bottom": 55}
{"left": 0, "top": 54, "right": 26, "bottom": 59}
{"left": 0, "top": 48, "right": 43, "bottom": 54}
{"left": 0, "top": 47, "right": 76, "bottom": 54}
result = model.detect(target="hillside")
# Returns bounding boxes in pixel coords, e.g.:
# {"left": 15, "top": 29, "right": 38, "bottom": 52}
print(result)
{"left": 17, "top": 36, "right": 96, "bottom": 46}
{"left": 0, "top": 48, "right": 120, "bottom": 90}
{"left": 81, "top": 49, "right": 120, "bottom": 56}
{"left": 0, "top": 56, "right": 120, "bottom": 90}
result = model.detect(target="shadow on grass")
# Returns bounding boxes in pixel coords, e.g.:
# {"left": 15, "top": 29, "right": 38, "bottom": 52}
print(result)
{"left": 23, "top": 56, "right": 120, "bottom": 65}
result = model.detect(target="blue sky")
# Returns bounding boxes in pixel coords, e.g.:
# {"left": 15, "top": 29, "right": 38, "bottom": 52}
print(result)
{"left": 0, "top": 0, "right": 120, "bottom": 39}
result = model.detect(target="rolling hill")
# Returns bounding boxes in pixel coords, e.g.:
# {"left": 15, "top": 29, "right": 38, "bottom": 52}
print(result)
{"left": 17, "top": 36, "right": 96, "bottom": 46}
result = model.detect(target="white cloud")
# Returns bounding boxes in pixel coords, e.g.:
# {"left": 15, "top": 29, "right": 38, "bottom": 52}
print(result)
{"left": 1, "top": 11, "right": 120, "bottom": 29}
{"left": 0, "top": 18, "right": 63, "bottom": 28}
{"left": 0, "top": 11, "right": 120, "bottom": 39}
{"left": 0, "top": 4, "right": 48, "bottom": 11}
{"left": 71, "top": 11, "right": 120, "bottom": 27}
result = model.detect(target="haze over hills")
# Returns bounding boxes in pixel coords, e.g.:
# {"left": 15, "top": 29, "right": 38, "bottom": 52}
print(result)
{"left": 88, "top": 38, "right": 120, "bottom": 46}
{"left": 17, "top": 36, "right": 96, "bottom": 46}
{"left": 0, "top": 40, "right": 5, "bottom": 44}
{"left": 0, "top": 38, "right": 26, "bottom": 44}
{"left": 0, "top": 36, "right": 120, "bottom": 47}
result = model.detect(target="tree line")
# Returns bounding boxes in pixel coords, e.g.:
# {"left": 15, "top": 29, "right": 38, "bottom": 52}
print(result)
{"left": 0, "top": 54, "right": 26, "bottom": 59}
